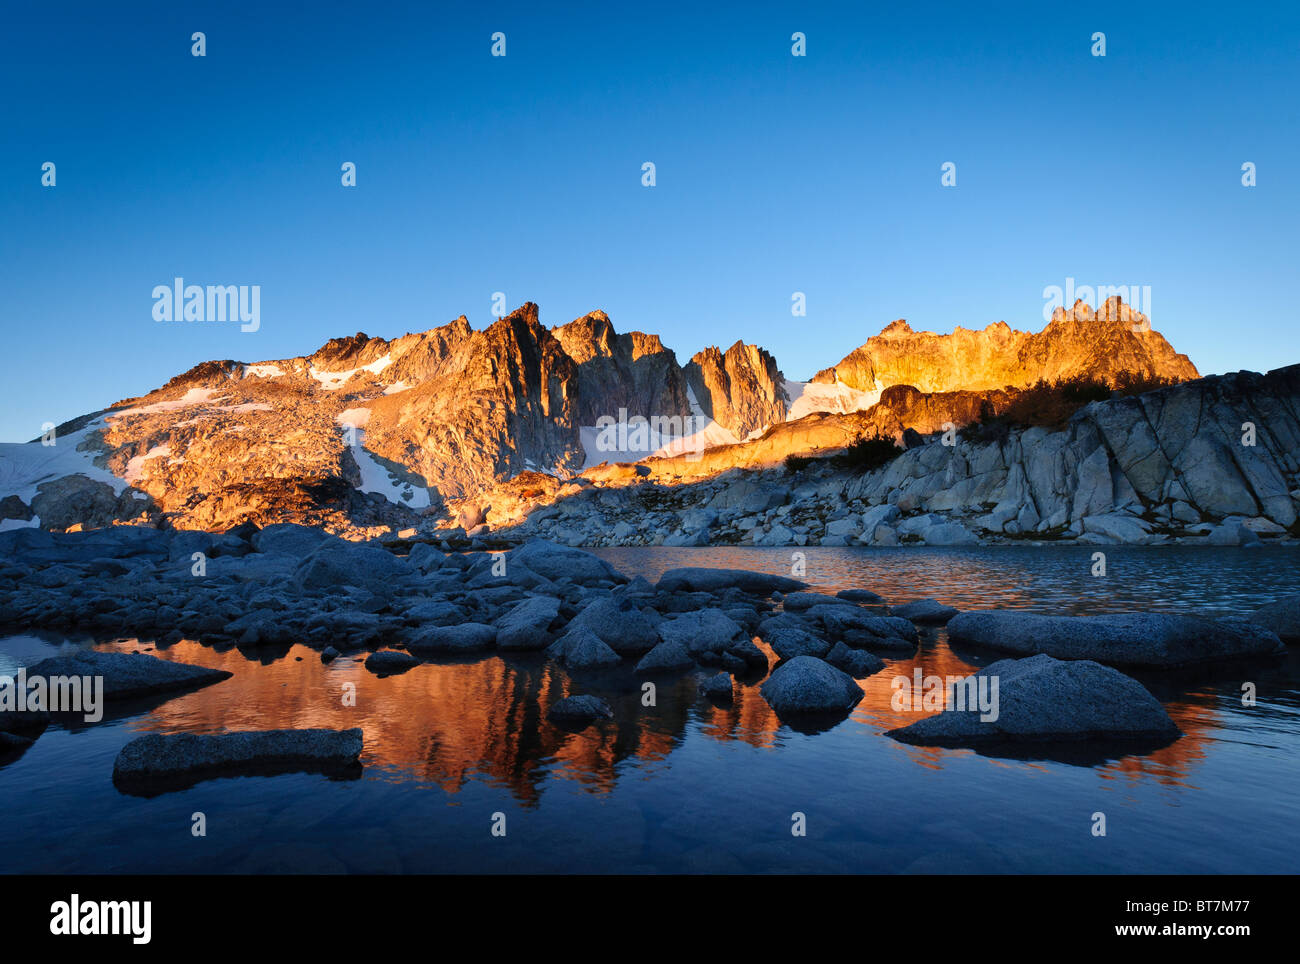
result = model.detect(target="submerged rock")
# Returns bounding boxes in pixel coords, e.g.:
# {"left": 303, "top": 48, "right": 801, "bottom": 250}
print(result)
{"left": 112, "top": 727, "right": 364, "bottom": 791}
{"left": 836, "top": 588, "right": 887, "bottom": 604}
{"left": 887, "top": 654, "right": 1180, "bottom": 746}
{"left": 760, "top": 655, "right": 864, "bottom": 716}
{"left": 946, "top": 611, "right": 1283, "bottom": 667}
{"left": 25, "top": 650, "right": 232, "bottom": 701}
{"left": 547, "top": 694, "right": 614, "bottom": 725}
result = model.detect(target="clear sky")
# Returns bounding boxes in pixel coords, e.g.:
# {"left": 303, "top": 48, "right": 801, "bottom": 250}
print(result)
{"left": 1, "top": 0, "right": 1297, "bottom": 441}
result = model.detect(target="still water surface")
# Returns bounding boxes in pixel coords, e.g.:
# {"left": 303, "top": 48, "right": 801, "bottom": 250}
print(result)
{"left": 1, "top": 546, "right": 1296, "bottom": 873}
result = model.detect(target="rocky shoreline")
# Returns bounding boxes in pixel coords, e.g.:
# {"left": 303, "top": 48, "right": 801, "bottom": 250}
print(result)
{"left": 1, "top": 524, "right": 1292, "bottom": 782}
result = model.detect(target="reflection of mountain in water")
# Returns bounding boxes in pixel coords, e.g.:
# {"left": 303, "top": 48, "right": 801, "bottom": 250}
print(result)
{"left": 115, "top": 624, "right": 1245, "bottom": 803}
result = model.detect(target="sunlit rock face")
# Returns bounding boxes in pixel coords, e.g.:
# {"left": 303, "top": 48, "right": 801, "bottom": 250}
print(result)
{"left": 814, "top": 297, "right": 1199, "bottom": 394}
{"left": 2, "top": 304, "right": 805, "bottom": 533}
{"left": 363, "top": 304, "right": 585, "bottom": 503}
{"left": 79, "top": 304, "right": 590, "bottom": 532}
{"left": 551, "top": 311, "right": 692, "bottom": 426}
{"left": 685, "top": 342, "right": 789, "bottom": 439}
{"left": 1, "top": 296, "right": 1222, "bottom": 538}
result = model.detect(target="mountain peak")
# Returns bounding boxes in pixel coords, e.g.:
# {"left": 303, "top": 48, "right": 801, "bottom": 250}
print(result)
{"left": 813, "top": 300, "right": 1196, "bottom": 392}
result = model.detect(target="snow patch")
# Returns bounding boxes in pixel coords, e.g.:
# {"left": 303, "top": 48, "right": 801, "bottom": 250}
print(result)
{"left": 311, "top": 354, "right": 393, "bottom": 390}
{"left": 124, "top": 445, "right": 172, "bottom": 483}
{"left": 118, "top": 387, "right": 224, "bottom": 416}
{"left": 241, "top": 363, "right": 285, "bottom": 379}
{"left": 337, "top": 408, "right": 372, "bottom": 429}
{"left": 784, "top": 379, "right": 882, "bottom": 421}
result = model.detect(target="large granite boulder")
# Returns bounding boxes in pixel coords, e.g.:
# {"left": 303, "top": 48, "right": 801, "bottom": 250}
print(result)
{"left": 887, "top": 654, "right": 1180, "bottom": 746}
{"left": 760, "top": 655, "right": 864, "bottom": 716}
{"left": 113, "top": 727, "right": 364, "bottom": 790}
{"left": 25, "top": 649, "right": 231, "bottom": 701}
{"left": 657, "top": 608, "right": 747, "bottom": 655}
{"left": 508, "top": 540, "right": 626, "bottom": 586}
{"left": 657, "top": 567, "right": 806, "bottom": 595}
{"left": 495, "top": 595, "right": 562, "bottom": 650}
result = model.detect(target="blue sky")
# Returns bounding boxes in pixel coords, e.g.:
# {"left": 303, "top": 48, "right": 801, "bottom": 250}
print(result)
{"left": 1, "top": 0, "right": 1297, "bottom": 441}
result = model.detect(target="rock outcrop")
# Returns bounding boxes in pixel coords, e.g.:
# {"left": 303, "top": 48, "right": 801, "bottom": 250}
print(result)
{"left": 492, "top": 363, "right": 1300, "bottom": 548}
{"left": 685, "top": 342, "right": 788, "bottom": 438}
{"left": 552, "top": 311, "right": 692, "bottom": 425}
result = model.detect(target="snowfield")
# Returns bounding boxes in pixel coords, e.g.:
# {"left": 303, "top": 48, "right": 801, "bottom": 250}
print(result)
{"left": 335, "top": 409, "right": 430, "bottom": 509}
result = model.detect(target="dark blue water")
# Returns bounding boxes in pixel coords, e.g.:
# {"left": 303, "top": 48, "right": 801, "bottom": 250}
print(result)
{"left": 1, "top": 546, "right": 1297, "bottom": 873}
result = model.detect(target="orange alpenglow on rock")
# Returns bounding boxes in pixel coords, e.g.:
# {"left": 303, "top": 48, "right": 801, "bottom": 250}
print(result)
{"left": 813, "top": 297, "right": 1198, "bottom": 395}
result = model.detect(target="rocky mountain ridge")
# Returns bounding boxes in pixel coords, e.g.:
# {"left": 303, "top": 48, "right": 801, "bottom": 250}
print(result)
{"left": 0, "top": 297, "right": 1215, "bottom": 538}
